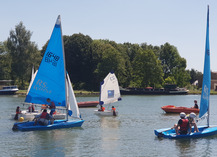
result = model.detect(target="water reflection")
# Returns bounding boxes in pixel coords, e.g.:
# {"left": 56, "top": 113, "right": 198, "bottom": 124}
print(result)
{"left": 175, "top": 139, "right": 196, "bottom": 156}
{"left": 29, "top": 128, "right": 82, "bottom": 156}
{"left": 175, "top": 137, "right": 214, "bottom": 157}
{"left": 99, "top": 116, "right": 121, "bottom": 156}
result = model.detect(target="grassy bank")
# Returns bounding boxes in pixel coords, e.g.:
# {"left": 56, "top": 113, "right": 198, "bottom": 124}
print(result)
{"left": 188, "top": 89, "right": 217, "bottom": 95}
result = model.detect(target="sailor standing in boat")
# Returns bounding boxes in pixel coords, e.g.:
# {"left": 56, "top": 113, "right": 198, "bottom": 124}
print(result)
{"left": 47, "top": 98, "right": 56, "bottom": 116}
{"left": 173, "top": 112, "right": 189, "bottom": 135}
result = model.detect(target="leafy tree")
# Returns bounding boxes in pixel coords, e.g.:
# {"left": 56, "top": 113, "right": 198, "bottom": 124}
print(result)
{"left": 91, "top": 40, "right": 127, "bottom": 90}
{"left": 0, "top": 41, "right": 11, "bottom": 80}
{"left": 132, "top": 49, "right": 163, "bottom": 88}
{"left": 159, "top": 43, "right": 186, "bottom": 78}
{"left": 64, "top": 33, "right": 93, "bottom": 90}
{"left": 188, "top": 68, "right": 202, "bottom": 84}
{"left": 6, "top": 22, "right": 40, "bottom": 89}
{"left": 172, "top": 68, "right": 191, "bottom": 87}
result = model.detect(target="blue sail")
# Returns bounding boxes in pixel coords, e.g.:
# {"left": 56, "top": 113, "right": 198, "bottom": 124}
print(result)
{"left": 25, "top": 15, "right": 67, "bottom": 107}
{"left": 199, "top": 6, "right": 210, "bottom": 118}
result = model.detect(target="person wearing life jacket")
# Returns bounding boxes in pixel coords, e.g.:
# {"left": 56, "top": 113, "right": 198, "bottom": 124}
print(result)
{"left": 187, "top": 112, "right": 199, "bottom": 133}
{"left": 34, "top": 109, "right": 54, "bottom": 126}
{"left": 47, "top": 98, "right": 56, "bottom": 116}
{"left": 98, "top": 105, "right": 105, "bottom": 112}
{"left": 28, "top": 104, "right": 35, "bottom": 112}
{"left": 112, "top": 106, "right": 117, "bottom": 116}
{"left": 173, "top": 112, "right": 189, "bottom": 135}
{"left": 14, "top": 106, "right": 22, "bottom": 120}
{"left": 41, "top": 104, "right": 47, "bottom": 110}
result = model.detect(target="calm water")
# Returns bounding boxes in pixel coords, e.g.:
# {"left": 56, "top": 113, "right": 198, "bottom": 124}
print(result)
{"left": 1, "top": 95, "right": 217, "bottom": 157}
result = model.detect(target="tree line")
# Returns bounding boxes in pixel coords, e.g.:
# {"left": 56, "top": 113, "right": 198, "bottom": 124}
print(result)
{"left": 0, "top": 22, "right": 202, "bottom": 90}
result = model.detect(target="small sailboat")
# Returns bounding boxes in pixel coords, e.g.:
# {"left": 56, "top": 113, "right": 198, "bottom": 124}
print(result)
{"left": 12, "top": 15, "right": 84, "bottom": 131}
{"left": 11, "top": 66, "right": 65, "bottom": 121}
{"left": 154, "top": 6, "right": 217, "bottom": 139}
{"left": 94, "top": 72, "right": 121, "bottom": 116}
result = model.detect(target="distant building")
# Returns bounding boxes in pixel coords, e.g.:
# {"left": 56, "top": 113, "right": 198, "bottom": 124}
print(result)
{"left": 0, "top": 80, "right": 14, "bottom": 86}
{"left": 198, "top": 72, "right": 217, "bottom": 90}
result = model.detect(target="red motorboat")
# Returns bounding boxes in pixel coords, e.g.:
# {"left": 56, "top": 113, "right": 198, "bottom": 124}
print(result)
{"left": 77, "top": 101, "right": 99, "bottom": 108}
{"left": 161, "top": 105, "right": 199, "bottom": 114}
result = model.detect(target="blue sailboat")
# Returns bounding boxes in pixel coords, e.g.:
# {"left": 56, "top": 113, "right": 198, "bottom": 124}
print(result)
{"left": 154, "top": 6, "right": 217, "bottom": 139}
{"left": 12, "top": 15, "right": 84, "bottom": 131}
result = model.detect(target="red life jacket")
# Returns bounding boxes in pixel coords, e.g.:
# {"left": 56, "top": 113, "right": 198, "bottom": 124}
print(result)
{"left": 102, "top": 107, "right": 105, "bottom": 111}
{"left": 180, "top": 119, "right": 189, "bottom": 131}
{"left": 50, "top": 102, "right": 56, "bottom": 109}
{"left": 112, "top": 108, "right": 116, "bottom": 111}
{"left": 16, "top": 108, "right": 20, "bottom": 114}
{"left": 40, "top": 112, "right": 47, "bottom": 119}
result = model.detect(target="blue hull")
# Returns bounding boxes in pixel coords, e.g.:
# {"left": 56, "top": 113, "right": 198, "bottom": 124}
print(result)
{"left": 12, "top": 119, "right": 84, "bottom": 131}
{"left": 154, "top": 125, "right": 217, "bottom": 139}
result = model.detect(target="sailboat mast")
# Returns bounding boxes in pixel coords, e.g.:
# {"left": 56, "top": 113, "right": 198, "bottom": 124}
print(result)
{"left": 207, "top": 5, "right": 210, "bottom": 127}
{"left": 58, "top": 15, "right": 68, "bottom": 121}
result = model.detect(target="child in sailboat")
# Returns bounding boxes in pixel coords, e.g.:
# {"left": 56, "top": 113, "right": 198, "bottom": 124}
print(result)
{"left": 187, "top": 112, "right": 199, "bottom": 133}
{"left": 112, "top": 106, "right": 117, "bottom": 116}
{"left": 34, "top": 109, "right": 54, "bottom": 126}
{"left": 173, "top": 112, "right": 189, "bottom": 135}
{"left": 98, "top": 105, "right": 105, "bottom": 112}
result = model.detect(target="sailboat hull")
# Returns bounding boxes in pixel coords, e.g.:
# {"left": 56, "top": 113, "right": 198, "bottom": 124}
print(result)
{"left": 11, "top": 110, "right": 66, "bottom": 121}
{"left": 154, "top": 125, "right": 217, "bottom": 139}
{"left": 12, "top": 119, "right": 84, "bottom": 131}
{"left": 94, "top": 110, "right": 118, "bottom": 116}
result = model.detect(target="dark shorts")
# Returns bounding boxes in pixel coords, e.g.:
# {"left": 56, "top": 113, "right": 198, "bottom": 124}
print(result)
{"left": 179, "top": 130, "right": 188, "bottom": 135}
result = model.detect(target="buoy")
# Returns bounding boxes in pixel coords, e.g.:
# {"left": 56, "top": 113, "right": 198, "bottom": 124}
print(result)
{"left": 19, "top": 117, "right": 24, "bottom": 122}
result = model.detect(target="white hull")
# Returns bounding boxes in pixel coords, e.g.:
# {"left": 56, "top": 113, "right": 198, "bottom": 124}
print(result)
{"left": 11, "top": 110, "right": 66, "bottom": 120}
{"left": 94, "top": 110, "right": 118, "bottom": 116}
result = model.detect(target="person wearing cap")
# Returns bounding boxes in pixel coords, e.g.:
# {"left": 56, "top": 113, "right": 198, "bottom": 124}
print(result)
{"left": 193, "top": 100, "right": 199, "bottom": 109}
{"left": 187, "top": 112, "right": 199, "bottom": 133}
{"left": 173, "top": 112, "right": 189, "bottom": 135}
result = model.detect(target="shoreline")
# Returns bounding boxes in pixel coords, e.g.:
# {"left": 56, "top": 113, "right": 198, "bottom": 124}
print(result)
{"left": 14, "top": 90, "right": 217, "bottom": 96}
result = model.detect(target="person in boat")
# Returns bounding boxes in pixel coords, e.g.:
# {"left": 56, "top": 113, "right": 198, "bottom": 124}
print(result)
{"left": 14, "top": 106, "right": 22, "bottom": 120}
{"left": 47, "top": 98, "right": 56, "bottom": 116}
{"left": 28, "top": 104, "right": 35, "bottom": 112}
{"left": 98, "top": 105, "right": 105, "bottom": 112}
{"left": 34, "top": 109, "right": 54, "bottom": 126}
{"left": 112, "top": 106, "right": 117, "bottom": 116}
{"left": 187, "top": 112, "right": 199, "bottom": 133}
{"left": 173, "top": 112, "right": 189, "bottom": 135}
{"left": 193, "top": 100, "right": 199, "bottom": 109}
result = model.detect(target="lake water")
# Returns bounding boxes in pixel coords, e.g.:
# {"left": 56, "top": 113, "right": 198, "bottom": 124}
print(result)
{"left": 1, "top": 95, "right": 217, "bottom": 157}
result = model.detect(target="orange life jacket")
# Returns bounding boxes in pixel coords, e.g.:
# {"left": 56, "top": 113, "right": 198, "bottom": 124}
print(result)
{"left": 112, "top": 108, "right": 116, "bottom": 111}
{"left": 41, "top": 105, "right": 47, "bottom": 110}
{"left": 102, "top": 107, "right": 105, "bottom": 111}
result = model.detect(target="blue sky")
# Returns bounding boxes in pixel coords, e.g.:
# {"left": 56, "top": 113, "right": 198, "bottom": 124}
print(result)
{"left": 1, "top": 1, "right": 217, "bottom": 72}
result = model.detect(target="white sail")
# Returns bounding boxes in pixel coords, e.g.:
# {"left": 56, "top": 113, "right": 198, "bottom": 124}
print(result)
{"left": 27, "top": 67, "right": 38, "bottom": 94}
{"left": 66, "top": 73, "right": 80, "bottom": 118}
{"left": 100, "top": 72, "right": 121, "bottom": 105}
